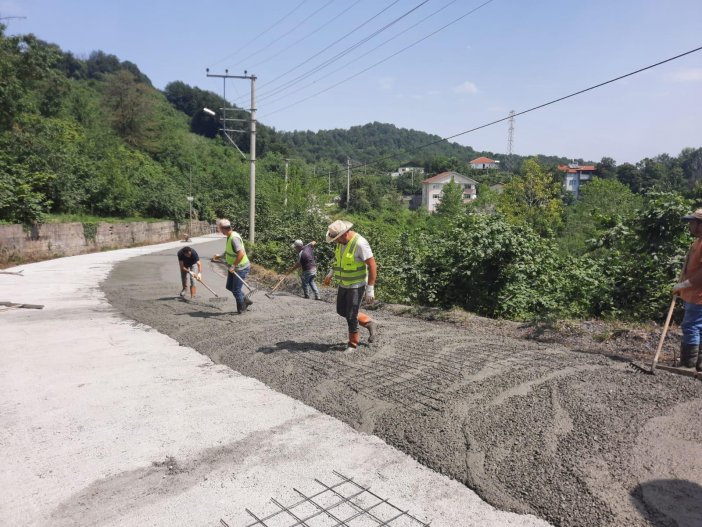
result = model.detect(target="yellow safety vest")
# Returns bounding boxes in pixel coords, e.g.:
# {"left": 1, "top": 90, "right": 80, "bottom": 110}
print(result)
{"left": 225, "top": 231, "right": 250, "bottom": 269}
{"left": 333, "top": 234, "right": 367, "bottom": 287}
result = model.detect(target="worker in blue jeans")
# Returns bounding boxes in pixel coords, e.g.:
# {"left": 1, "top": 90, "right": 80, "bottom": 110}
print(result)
{"left": 213, "top": 219, "right": 252, "bottom": 314}
{"left": 290, "top": 239, "right": 321, "bottom": 300}
{"left": 673, "top": 208, "right": 702, "bottom": 370}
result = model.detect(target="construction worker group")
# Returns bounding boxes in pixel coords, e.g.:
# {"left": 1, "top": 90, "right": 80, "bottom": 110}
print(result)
{"left": 181, "top": 218, "right": 377, "bottom": 352}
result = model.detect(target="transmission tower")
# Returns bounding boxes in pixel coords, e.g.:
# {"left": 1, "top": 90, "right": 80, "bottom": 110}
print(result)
{"left": 506, "top": 110, "right": 515, "bottom": 172}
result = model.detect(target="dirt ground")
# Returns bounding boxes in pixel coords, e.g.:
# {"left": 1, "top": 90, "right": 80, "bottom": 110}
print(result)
{"left": 103, "top": 240, "right": 702, "bottom": 527}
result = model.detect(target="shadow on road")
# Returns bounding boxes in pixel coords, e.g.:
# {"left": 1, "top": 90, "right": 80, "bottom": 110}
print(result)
{"left": 174, "top": 311, "right": 232, "bottom": 319}
{"left": 631, "top": 479, "right": 702, "bottom": 526}
{"left": 257, "top": 340, "right": 341, "bottom": 354}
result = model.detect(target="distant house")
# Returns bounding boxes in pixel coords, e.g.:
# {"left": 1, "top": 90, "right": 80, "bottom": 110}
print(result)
{"left": 421, "top": 171, "right": 478, "bottom": 213}
{"left": 390, "top": 166, "right": 425, "bottom": 178}
{"left": 470, "top": 156, "right": 499, "bottom": 170}
{"left": 558, "top": 163, "right": 596, "bottom": 197}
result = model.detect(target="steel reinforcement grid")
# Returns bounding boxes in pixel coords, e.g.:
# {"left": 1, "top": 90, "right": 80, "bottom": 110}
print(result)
{"left": 222, "top": 471, "right": 431, "bottom": 527}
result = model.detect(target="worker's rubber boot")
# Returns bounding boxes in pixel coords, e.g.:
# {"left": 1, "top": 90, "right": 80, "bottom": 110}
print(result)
{"left": 697, "top": 352, "right": 702, "bottom": 372}
{"left": 358, "top": 313, "right": 376, "bottom": 343}
{"left": 244, "top": 296, "right": 253, "bottom": 306}
{"left": 345, "top": 332, "right": 360, "bottom": 352}
{"left": 236, "top": 300, "right": 248, "bottom": 314}
{"left": 680, "top": 343, "right": 698, "bottom": 368}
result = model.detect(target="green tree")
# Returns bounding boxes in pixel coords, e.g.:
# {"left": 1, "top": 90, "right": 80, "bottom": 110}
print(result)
{"left": 595, "top": 156, "right": 617, "bottom": 179}
{"left": 103, "top": 70, "right": 155, "bottom": 149}
{"left": 435, "top": 177, "right": 464, "bottom": 216}
{"left": 499, "top": 158, "right": 564, "bottom": 236}
{"left": 559, "top": 178, "right": 642, "bottom": 255}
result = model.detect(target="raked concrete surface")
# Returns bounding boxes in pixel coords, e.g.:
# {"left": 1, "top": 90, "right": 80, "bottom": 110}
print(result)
{"left": 1, "top": 237, "right": 550, "bottom": 527}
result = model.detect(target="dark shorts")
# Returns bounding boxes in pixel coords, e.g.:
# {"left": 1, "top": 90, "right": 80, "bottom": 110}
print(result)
{"left": 336, "top": 286, "right": 365, "bottom": 333}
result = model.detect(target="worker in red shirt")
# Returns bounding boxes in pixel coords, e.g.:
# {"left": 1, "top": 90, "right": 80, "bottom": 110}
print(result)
{"left": 673, "top": 208, "right": 702, "bottom": 370}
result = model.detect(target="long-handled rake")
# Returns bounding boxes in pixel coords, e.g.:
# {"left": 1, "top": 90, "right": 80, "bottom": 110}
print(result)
{"left": 629, "top": 292, "right": 702, "bottom": 379}
{"left": 265, "top": 241, "right": 317, "bottom": 299}
{"left": 209, "top": 258, "right": 257, "bottom": 302}
{"left": 265, "top": 269, "right": 295, "bottom": 299}
{"left": 189, "top": 271, "right": 226, "bottom": 303}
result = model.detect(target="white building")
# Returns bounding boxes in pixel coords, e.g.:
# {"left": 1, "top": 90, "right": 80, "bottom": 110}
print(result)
{"left": 558, "top": 163, "right": 596, "bottom": 198}
{"left": 469, "top": 156, "right": 499, "bottom": 170}
{"left": 421, "top": 171, "right": 478, "bottom": 213}
{"left": 390, "top": 166, "right": 425, "bottom": 178}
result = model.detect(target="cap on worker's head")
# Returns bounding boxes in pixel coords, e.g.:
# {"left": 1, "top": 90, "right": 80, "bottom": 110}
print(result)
{"left": 218, "top": 218, "right": 231, "bottom": 229}
{"left": 292, "top": 239, "right": 304, "bottom": 249}
{"left": 325, "top": 220, "right": 353, "bottom": 242}
{"left": 682, "top": 209, "right": 702, "bottom": 221}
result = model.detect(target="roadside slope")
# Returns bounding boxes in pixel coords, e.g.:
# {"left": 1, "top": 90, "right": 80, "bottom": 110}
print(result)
{"left": 103, "top": 240, "right": 702, "bottom": 527}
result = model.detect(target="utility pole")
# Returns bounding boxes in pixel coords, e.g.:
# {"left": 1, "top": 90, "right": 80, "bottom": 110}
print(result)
{"left": 206, "top": 68, "right": 257, "bottom": 243}
{"left": 328, "top": 168, "right": 331, "bottom": 195}
{"left": 346, "top": 157, "right": 351, "bottom": 210}
{"left": 284, "top": 158, "right": 289, "bottom": 208}
{"left": 187, "top": 167, "right": 194, "bottom": 239}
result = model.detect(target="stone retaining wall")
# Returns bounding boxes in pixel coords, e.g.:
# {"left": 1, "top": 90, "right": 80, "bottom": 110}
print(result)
{"left": 0, "top": 220, "right": 211, "bottom": 266}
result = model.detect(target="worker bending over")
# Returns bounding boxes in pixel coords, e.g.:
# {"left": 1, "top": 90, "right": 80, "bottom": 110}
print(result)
{"left": 323, "top": 220, "right": 377, "bottom": 351}
{"left": 177, "top": 246, "right": 202, "bottom": 299}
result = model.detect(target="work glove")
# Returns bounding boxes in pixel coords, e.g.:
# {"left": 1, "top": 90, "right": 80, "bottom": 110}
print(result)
{"left": 323, "top": 271, "right": 333, "bottom": 286}
{"left": 196, "top": 273, "right": 202, "bottom": 281}
{"left": 212, "top": 254, "right": 221, "bottom": 261}
{"left": 229, "top": 265, "right": 237, "bottom": 274}
{"left": 310, "top": 240, "right": 317, "bottom": 246}
{"left": 673, "top": 280, "right": 692, "bottom": 293}
{"left": 365, "top": 285, "right": 375, "bottom": 303}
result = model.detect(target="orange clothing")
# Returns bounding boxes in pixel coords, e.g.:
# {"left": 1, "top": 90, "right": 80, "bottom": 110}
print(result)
{"left": 681, "top": 239, "right": 702, "bottom": 304}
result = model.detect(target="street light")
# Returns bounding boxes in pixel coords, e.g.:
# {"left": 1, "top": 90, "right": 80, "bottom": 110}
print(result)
{"left": 203, "top": 107, "right": 216, "bottom": 116}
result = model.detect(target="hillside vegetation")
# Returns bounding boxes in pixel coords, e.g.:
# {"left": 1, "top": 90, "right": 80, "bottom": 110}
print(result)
{"left": 2, "top": 25, "right": 702, "bottom": 322}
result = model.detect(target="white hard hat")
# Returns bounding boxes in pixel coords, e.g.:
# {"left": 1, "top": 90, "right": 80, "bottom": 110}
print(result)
{"left": 218, "top": 218, "right": 231, "bottom": 228}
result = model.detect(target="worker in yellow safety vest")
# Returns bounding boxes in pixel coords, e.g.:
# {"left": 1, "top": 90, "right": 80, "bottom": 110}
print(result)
{"left": 323, "top": 220, "right": 377, "bottom": 351}
{"left": 213, "top": 218, "right": 252, "bottom": 314}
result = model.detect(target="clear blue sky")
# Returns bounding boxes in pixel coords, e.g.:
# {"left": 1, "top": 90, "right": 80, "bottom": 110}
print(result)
{"left": 3, "top": 0, "right": 701, "bottom": 163}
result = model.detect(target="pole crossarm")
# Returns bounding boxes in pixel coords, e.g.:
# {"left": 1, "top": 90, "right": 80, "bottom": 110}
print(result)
{"left": 206, "top": 69, "right": 258, "bottom": 243}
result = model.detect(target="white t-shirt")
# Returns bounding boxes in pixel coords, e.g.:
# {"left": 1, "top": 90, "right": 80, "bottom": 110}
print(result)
{"left": 338, "top": 234, "right": 373, "bottom": 288}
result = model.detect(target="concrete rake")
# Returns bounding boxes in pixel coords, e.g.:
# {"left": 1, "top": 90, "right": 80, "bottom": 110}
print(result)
{"left": 208, "top": 258, "right": 257, "bottom": 303}
{"left": 629, "top": 294, "right": 702, "bottom": 380}
{"left": 189, "top": 271, "right": 226, "bottom": 303}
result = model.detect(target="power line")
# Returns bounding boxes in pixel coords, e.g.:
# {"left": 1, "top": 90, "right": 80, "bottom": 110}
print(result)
{"left": 252, "top": 0, "right": 364, "bottom": 70}
{"left": 262, "top": 0, "right": 496, "bottom": 117}
{"left": 208, "top": 0, "right": 308, "bottom": 68}
{"left": 230, "top": 0, "right": 336, "bottom": 70}
{"left": 256, "top": 0, "right": 431, "bottom": 103}
{"left": 260, "top": 0, "right": 462, "bottom": 107}
{"left": 323, "top": 45, "right": 702, "bottom": 177}
{"left": 249, "top": 0, "right": 404, "bottom": 97}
